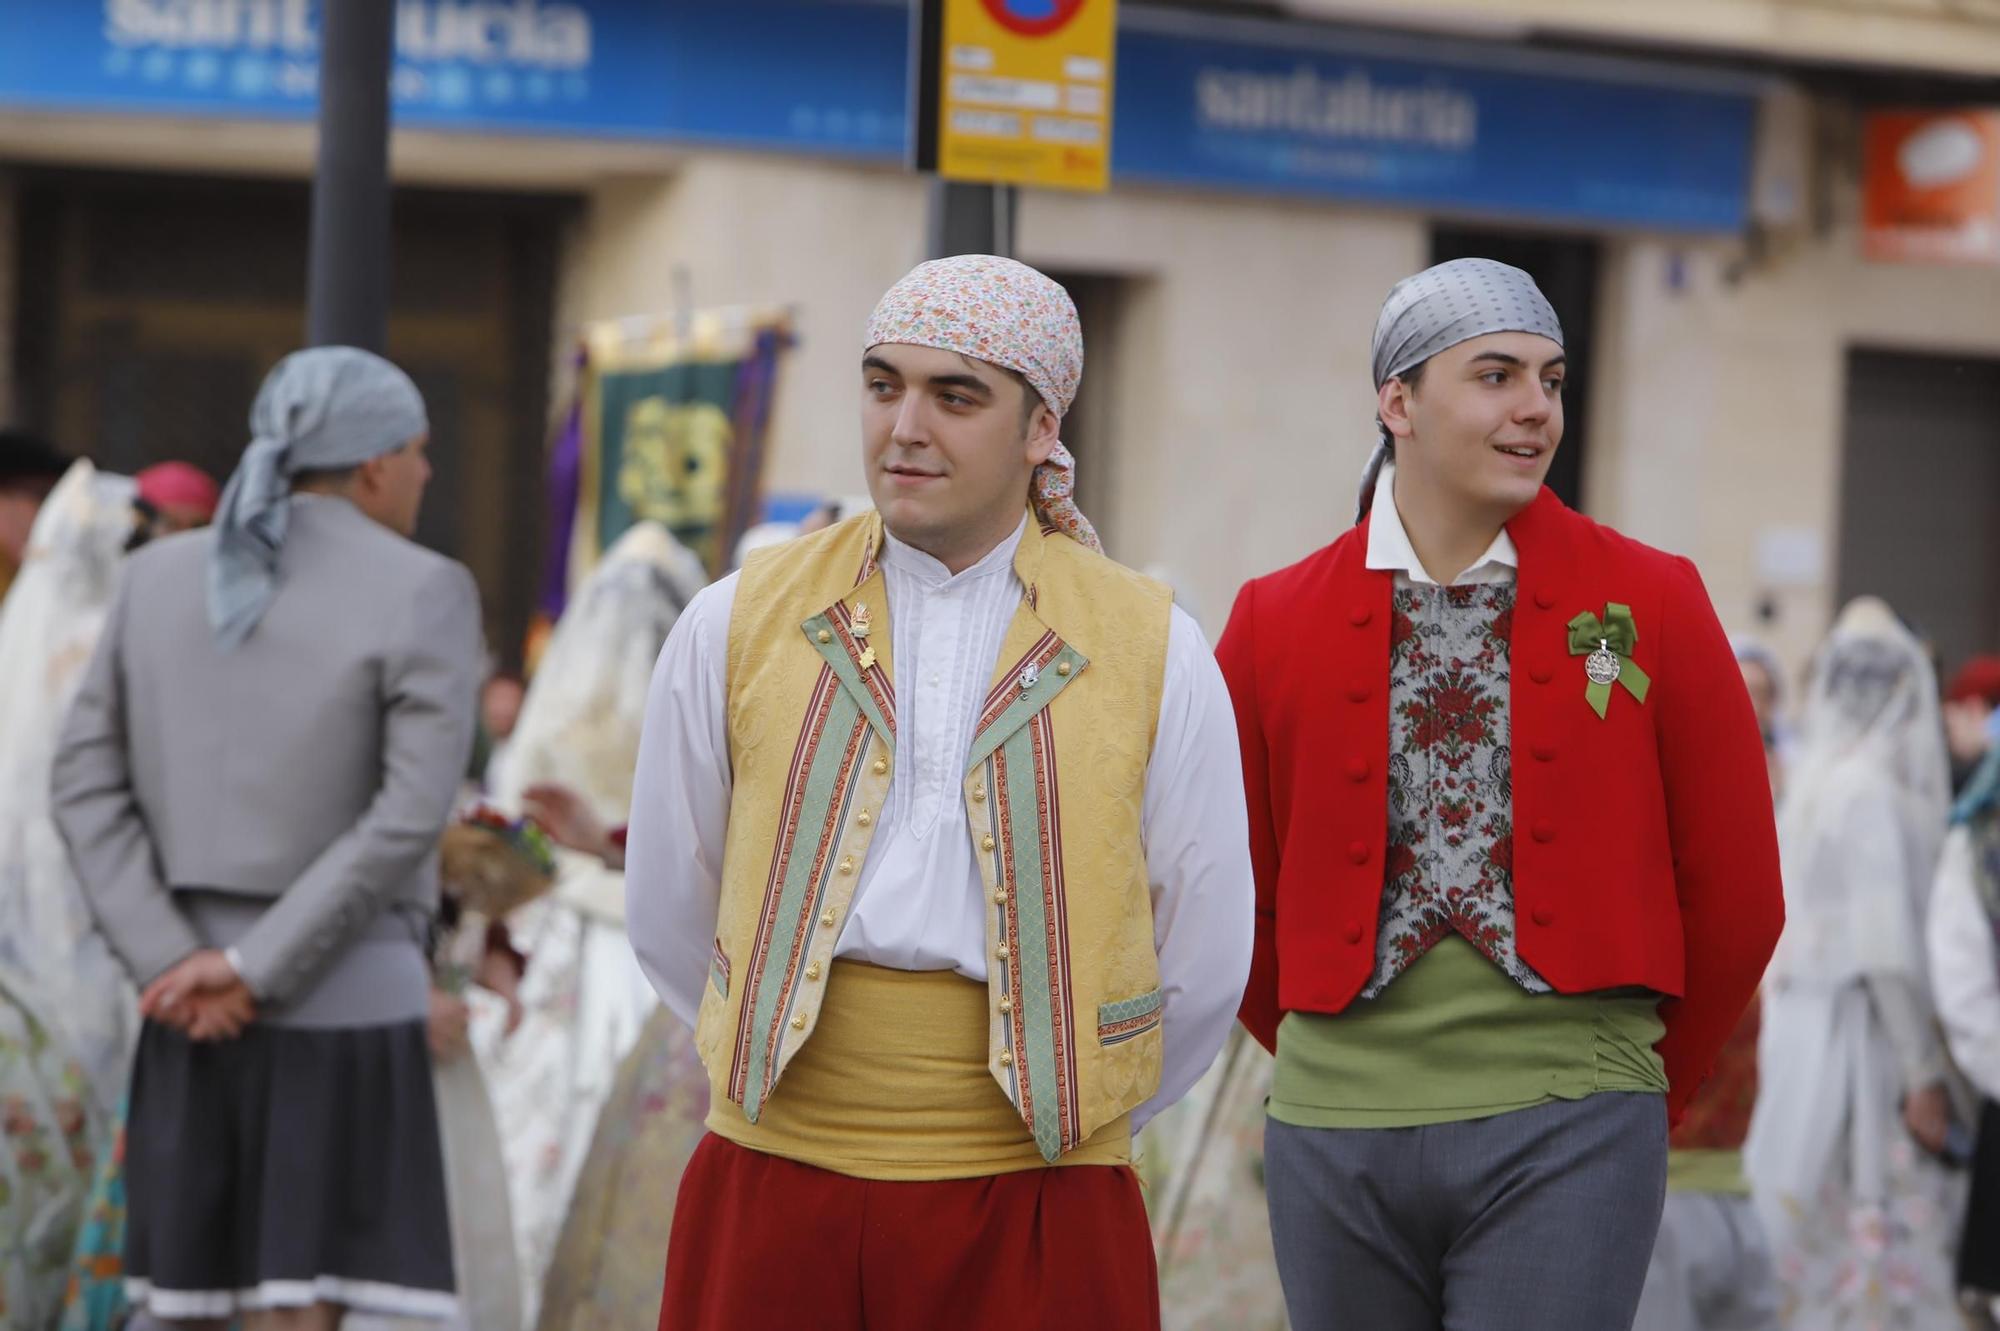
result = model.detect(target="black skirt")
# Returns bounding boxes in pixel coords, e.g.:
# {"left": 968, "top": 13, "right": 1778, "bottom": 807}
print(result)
{"left": 123, "top": 1018, "right": 458, "bottom": 1320}
{"left": 1962, "top": 1097, "right": 2000, "bottom": 1298}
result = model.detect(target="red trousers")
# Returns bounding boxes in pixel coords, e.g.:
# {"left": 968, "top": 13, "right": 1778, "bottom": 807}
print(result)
{"left": 657, "top": 1134, "right": 1161, "bottom": 1330}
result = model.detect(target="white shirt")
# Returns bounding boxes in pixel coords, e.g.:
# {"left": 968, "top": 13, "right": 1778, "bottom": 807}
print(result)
{"left": 624, "top": 519, "right": 1255, "bottom": 1131}
{"left": 1366, "top": 460, "right": 1518, "bottom": 588}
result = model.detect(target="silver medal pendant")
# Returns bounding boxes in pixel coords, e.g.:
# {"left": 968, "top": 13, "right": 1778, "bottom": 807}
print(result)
{"left": 1585, "top": 639, "right": 1621, "bottom": 687}
{"left": 1018, "top": 663, "right": 1042, "bottom": 694}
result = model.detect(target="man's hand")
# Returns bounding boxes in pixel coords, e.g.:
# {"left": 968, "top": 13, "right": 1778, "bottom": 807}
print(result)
{"left": 428, "top": 987, "right": 472, "bottom": 1063}
{"left": 1905, "top": 1082, "right": 1953, "bottom": 1157}
{"left": 181, "top": 983, "right": 257, "bottom": 1042}
{"left": 142, "top": 949, "right": 247, "bottom": 1028}
{"left": 523, "top": 782, "right": 619, "bottom": 867}
{"left": 477, "top": 940, "right": 527, "bottom": 1036}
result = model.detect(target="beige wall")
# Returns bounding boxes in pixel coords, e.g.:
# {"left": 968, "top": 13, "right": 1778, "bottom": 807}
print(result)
{"left": 1019, "top": 186, "right": 1423, "bottom": 634}
{"left": 542, "top": 111, "right": 2000, "bottom": 673}
{"left": 1590, "top": 215, "right": 2000, "bottom": 678}
{"left": 550, "top": 142, "right": 1958, "bottom": 669}
{"left": 561, "top": 155, "right": 930, "bottom": 506}
{"left": 1284, "top": 0, "right": 2000, "bottom": 80}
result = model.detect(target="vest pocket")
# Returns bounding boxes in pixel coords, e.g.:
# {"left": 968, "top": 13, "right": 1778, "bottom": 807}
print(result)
{"left": 1097, "top": 987, "right": 1163, "bottom": 1045}
{"left": 1095, "top": 986, "right": 1165, "bottom": 1108}
{"left": 694, "top": 939, "right": 732, "bottom": 1073}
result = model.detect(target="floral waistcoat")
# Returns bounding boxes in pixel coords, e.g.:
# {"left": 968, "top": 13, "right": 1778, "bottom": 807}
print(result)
{"left": 1362, "top": 583, "right": 1551, "bottom": 999}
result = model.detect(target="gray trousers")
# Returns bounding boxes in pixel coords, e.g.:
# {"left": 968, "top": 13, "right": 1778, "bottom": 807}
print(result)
{"left": 1630, "top": 1192, "right": 1777, "bottom": 1331}
{"left": 1265, "top": 1093, "right": 1669, "bottom": 1331}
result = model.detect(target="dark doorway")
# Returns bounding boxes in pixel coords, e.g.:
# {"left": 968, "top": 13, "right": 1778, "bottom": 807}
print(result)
{"left": 1430, "top": 227, "right": 1601, "bottom": 512}
{"left": 1837, "top": 347, "right": 2000, "bottom": 675}
{"left": 10, "top": 168, "right": 575, "bottom": 668}
{"left": 1044, "top": 270, "right": 1123, "bottom": 535}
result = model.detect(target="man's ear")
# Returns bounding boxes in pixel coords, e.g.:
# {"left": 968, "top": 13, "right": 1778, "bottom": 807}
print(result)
{"left": 354, "top": 452, "right": 392, "bottom": 495}
{"left": 1025, "top": 402, "right": 1060, "bottom": 467}
{"left": 1378, "top": 379, "right": 1416, "bottom": 442}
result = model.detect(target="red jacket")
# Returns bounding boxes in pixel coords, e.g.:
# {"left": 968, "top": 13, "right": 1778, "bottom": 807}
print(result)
{"left": 1215, "top": 488, "right": 1782, "bottom": 1124}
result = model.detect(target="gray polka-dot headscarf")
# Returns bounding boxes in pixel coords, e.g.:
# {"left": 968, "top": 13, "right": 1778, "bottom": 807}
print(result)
{"left": 1357, "top": 258, "right": 1564, "bottom": 521}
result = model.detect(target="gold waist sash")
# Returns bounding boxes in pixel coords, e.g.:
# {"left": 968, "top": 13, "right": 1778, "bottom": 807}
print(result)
{"left": 706, "top": 960, "right": 1131, "bottom": 1181}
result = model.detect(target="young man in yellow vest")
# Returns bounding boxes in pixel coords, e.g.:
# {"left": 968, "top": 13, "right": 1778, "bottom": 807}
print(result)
{"left": 624, "top": 254, "right": 1255, "bottom": 1329}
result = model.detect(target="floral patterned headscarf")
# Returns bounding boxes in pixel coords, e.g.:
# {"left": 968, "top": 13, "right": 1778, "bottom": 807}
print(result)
{"left": 866, "top": 255, "right": 1100, "bottom": 553}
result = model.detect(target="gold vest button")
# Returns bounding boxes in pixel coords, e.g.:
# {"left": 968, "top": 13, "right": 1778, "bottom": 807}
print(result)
{"left": 821, "top": 910, "right": 836, "bottom": 928}
{"left": 839, "top": 858, "right": 854, "bottom": 875}
{"left": 1057, "top": 661, "right": 1072, "bottom": 677}
{"left": 981, "top": 835, "right": 996, "bottom": 852}
{"left": 993, "top": 890, "right": 1008, "bottom": 905}
{"left": 873, "top": 758, "right": 889, "bottom": 775}
{"left": 996, "top": 944, "right": 1009, "bottom": 960}
{"left": 999, "top": 996, "right": 1012, "bottom": 1014}
{"left": 998, "top": 1050, "right": 1013, "bottom": 1066}
{"left": 857, "top": 810, "right": 872, "bottom": 826}
{"left": 791, "top": 1014, "right": 806, "bottom": 1030}
{"left": 972, "top": 785, "right": 986, "bottom": 802}
{"left": 817, "top": 629, "right": 832, "bottom": 644}
{"left": 806, "top": 963, "right": 821, "bottom": 981}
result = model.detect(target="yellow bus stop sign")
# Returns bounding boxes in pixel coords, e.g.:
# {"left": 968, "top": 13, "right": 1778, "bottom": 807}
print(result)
{"left": 935, "top": 0, "right": 1115, "bottom": 193}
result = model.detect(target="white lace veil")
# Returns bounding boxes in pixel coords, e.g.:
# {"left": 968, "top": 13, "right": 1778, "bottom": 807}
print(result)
{"left": 0, "top": 460, "right": 135, "bottom": 760}
{"left": 1769, "top": 597, "right": 1950, "bottom": 988}
{"left": 491, "top": 521, "right": 709, "bottom": 824}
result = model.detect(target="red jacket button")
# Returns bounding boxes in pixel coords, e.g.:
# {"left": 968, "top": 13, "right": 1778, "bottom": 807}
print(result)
{"left": 1529, "top": 666, "right": 1553, "bottom": 685}
{"left": 1532, "top": 744, "right": 1557, "bottom": 762}
{"left": 1347, "top": 758, "right": 1370, "bottom": 782}
{"left": 1347, "top": 685, "right": 1372, "bottom": 703}
{"left": 1533, "top": 906, "right": 1555, "bottom": 927}
{"left": 1350, "top": 606, "right": 1372, "bottom": 627}
{"left": 1348, "top": 842, "right": 1370, "bottom": 865}
{"left": 1345, "top": 921, "right": 1364, "bottom": 944}
{"left": 1534, "top": 589, "right": 1556, "bottom": 610}
{"left": 1532, "top": 821, "right": 1556, "bottom": 844}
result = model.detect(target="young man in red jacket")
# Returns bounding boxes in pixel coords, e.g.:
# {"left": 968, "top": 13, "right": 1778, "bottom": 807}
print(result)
{"left": 1215, "top": 259, "right": 1783, "bottom": 1330}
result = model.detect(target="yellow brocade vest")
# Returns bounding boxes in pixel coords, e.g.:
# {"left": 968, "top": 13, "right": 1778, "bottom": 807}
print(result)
{"left": 694, "top": 511, "right": 1171, "bottom": 1164}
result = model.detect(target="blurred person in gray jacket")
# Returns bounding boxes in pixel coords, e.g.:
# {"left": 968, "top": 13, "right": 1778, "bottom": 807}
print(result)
{"left": 52, "top": 347, "right": 480, "bottom": 1331}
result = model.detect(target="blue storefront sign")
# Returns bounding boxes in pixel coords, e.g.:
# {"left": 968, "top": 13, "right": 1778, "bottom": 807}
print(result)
{"left": 1114, "top": 10, "right": 1757, "bottom": 232}
{"left": 0, "top": 1, "right": 1757, "bottom": 231}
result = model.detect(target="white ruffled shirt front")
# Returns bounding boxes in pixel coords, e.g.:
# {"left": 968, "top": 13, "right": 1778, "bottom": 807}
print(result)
{"left": 624, "top": 519, "right": 1255, "bottom": 1130}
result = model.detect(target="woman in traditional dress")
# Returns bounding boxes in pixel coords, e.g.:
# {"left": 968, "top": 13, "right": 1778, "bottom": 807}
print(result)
{"left": 0, "top": 459, "right": 147, "bottom": 1121}
{"left": 1746, "top": 596, "right": 1963, "bottom": 1328}
{"left": 480, "top": 520, "right": 707, "bottom": 1323}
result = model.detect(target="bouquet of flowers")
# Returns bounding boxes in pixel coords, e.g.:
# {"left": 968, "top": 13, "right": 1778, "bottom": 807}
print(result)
{"left": 435, "top": 806, "right": 558, "bottom": 994}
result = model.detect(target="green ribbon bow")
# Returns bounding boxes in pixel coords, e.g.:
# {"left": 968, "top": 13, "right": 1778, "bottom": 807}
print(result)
{"left": 1566, "top": 602, "right": 1652, "bottom": 720}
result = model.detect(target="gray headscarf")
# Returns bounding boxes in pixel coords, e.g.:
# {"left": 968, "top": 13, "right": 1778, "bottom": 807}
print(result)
{"left": 1357, "top": 258, "right": 1564, "bottom": 521}
{"left": 208, "top": 347, "right": 428, "bottom": 649}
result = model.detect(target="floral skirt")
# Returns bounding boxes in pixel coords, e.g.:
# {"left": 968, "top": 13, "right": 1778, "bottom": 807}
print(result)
{"left": 61, "top": 1104, "right": 133, "bottom": 1331}
{"left": 1761, "top": 1130, "right": 1965, "bottom": 1327}
{"left": 0, "top": 973, "right": 101, "bottom": 1330}
{"left": 534, "top": 1004, "right": 708, "bottom": 1331}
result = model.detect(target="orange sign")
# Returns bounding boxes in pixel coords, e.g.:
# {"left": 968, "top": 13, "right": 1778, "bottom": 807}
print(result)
{"left": 1862, "top": 110, "right": 2000, "bottom": 264}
